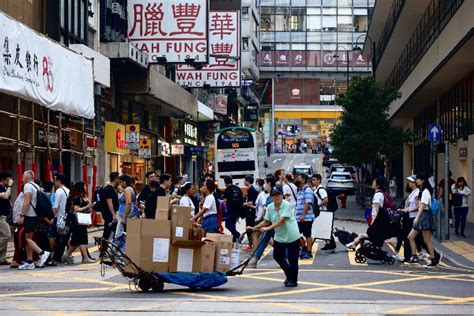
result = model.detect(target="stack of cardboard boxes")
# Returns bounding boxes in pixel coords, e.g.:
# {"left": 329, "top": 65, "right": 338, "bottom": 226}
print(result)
{"left": 126, "top": 198, "right": 234, "bottom": 273}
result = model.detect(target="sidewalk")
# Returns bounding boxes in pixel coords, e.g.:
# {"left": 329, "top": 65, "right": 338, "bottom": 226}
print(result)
{"left": 335, "top": 196, "right": 474, "bottom": 269}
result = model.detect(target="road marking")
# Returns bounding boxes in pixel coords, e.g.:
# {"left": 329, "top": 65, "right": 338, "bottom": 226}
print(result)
{"left": 347, "top": 249, "right": 367, "bottom": 266}
{"left": 299, "top": 243, "right": 318, "bottom": 265}
{"left": 384, "top": 305, "right": 428, "bottom": 314}
{"left": 272, "top": 158, "right": 282, "bottom": 164}
{"left": 0, "top": 287, "right": 118, "bottom": 298}
{"left": 72, "top": 245, "right": 99, "bottom": 257}
{"left": 264, "top": 302, "right": 323, "bottom": 314}
{"left": 349, "top": 285, "right": 456, "bottom": 301}
{"left": 286, "top": 155, "right": 297, "bottom": 172}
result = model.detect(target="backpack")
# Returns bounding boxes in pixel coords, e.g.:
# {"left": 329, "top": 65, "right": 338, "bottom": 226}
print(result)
{"left": 315, "top": 187, "right": 339, "bottom": 213}
{"left": 227, "top": 185, "right": 245, "bottom": 218}
{"left": 92, "top": 186, "right": 105, "bottom": 213}
{"left": 378, "top": 190, "right": 397, "bottom": 210}
{"left": 29, "top": 183, "right": 54, "bottom": 220}
{"left": 430, "top": 198, "right": 441, "bottom": 216}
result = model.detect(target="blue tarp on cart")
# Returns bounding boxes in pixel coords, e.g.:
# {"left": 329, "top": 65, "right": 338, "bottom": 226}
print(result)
{"left": 156, "top": 272, "right": 228, "bottom": 288}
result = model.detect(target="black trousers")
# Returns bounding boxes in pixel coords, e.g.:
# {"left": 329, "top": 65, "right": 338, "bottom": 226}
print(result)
{"left": 273, "top": 239, "right": 300, "bottom": 283}
{"left": 399, "top": 215, "right": 426, "bottom": 259}
{"left": 52, "top": 234, "right": 70, "bottom": 262}
{"left": 102, "top": 221, "right": 116, "bottom": 241}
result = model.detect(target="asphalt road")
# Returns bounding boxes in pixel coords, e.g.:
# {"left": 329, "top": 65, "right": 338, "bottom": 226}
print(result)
{"left": 263, "top": 153, "right": 326, "bottom": 177}
{"left": 1, "top": 220, "right": 473, "bottom": 315}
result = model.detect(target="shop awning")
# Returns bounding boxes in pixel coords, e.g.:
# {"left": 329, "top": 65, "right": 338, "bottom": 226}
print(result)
{"left": 0, "top": 12, "right": 95, "bottom": 119}
{"left": 197, "top": 101, "right": 214, "bottom": 121}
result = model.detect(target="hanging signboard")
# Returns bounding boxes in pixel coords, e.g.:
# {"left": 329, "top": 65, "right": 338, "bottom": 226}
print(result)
{"left": 176, "top": 10, "right": 240, "bottom": 87}
{"left": 171, "top": 144, "right": 184, "bottom": 155}
{"left": 214, "top": 94, "right": 228, "bottom": 115}
{"left": 160, "top": 141, "right": 171, "bottom": 156}
{"left": 244, "top": 104, "right": 258, "bottom": 122}
{"left": 0, "top": 12, "right": 94, "bottom": 119}
{"left": 127, "top": 0, "right": 208, "bottom": 64}
{"left": 125, "top": 124, "right": 140, "bottom": 150}
{"left": 138, "top": 135, "right": 151, "bottom": 159}
{"left": 183, "top": 119, "right": 198, "bottom": 145}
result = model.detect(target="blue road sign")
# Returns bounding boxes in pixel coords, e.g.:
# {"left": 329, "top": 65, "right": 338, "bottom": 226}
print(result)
{"left": 428, "top": 124, "right": 441, "bottom": 143}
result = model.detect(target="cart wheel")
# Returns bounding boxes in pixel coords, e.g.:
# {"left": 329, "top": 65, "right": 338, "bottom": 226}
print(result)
{"left": 151, "top": 279, "right": 164, "bottom": 292}
{"left": 139, "top": 279, "right": 151, "bottom": 292}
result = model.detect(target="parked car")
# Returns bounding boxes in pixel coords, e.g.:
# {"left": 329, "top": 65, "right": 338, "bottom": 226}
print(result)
{"left": 327, "top": 171, "right": 355, "bottom": 195}
{"left": 329, "top": 165, "right": 357, "bottom": 181}
{"left": 292, "top": 164, "right": 314, "bottom": 177}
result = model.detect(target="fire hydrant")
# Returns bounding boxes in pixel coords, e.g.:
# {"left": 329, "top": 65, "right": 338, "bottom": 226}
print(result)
{"left": 338, "top": 194, "right": 347, "bottom": 208}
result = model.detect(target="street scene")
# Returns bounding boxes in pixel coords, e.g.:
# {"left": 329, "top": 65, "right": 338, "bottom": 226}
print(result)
{"left": 1, "top": 0, "right": 474, "bottom": 315}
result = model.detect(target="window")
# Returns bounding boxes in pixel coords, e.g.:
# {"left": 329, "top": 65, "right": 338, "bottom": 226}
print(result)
{"left": 261, "top": 0, "right": 274, "bottom": 5}
{"left": 322, "top": 8, "right": 337, "bottom": 14}
{"left": 242, "top": 7, "right": 249, "bottom": 19}
{"left": 307, "top": 43, "right": 321, "bottom": 50}
{"left": 242, "top": 38, "right": 249, "bottom": 51}
{"left": 337, "top": 15, "right": 353, "bottom": 31}
{"left": 276, "top": 43, "right": 290, "bottom": 50}
{"left": 307, "top": 32, "right": 322, "bottom": 41}
{"left": 353, "top": 0, "right": 368, "bottom": 7}
{"left": 307, "top": 16, "right": 322, "bottom": 31}
{"left": 290, "top": 8, "right": 306, "bottom": 32}
{"left": 323, "top": 0, "right": 337, "bottom": 6}
{"left": 260, "top": 13, "right": 273, "bottom": 31}
{"left": 275, "top": 32, "right": 291, "bottom": 41}
{"left": 292, "top": 43, "right": 306, "bottom": 50}
{"left": 307, "top": 0, "right": 322, "bottom": 6}
{"left": 307, "top": 8, "right": 321, "bottom": 14}
{"left": 275, "top": 0, "right": 290, "bottom": 5}
{"left": 338, "top": 0, "right": 352, "bottom": 6}
{"left": 291, "top": 0, "right": 305, "bottom": 5}
{"left": 354, "top": 15, "right": 368, "bottom": 32}
{"left": 338, "top": 8, "right": 352, "bottom": 15}
{"left": 322, "top": 16, "right": 337, "bottom": 31}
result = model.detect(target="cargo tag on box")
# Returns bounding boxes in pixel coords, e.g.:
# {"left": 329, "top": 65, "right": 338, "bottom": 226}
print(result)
{"left": 177, "top": 248, "right": 194, "bottom": 272}
{"left": 152, "top": 238, "right": 170, "bottom": 263}
{"left": 175, "top": 227, "right": 184, "bottom": 237}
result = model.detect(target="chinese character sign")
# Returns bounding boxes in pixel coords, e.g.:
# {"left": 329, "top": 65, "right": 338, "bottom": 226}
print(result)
{"left": 0, "top": 12, "right": 94, "bottom": 119}
{"left": 128, "top": 0, "right": 208, "bottom": 63}
{"left": 176, "top": 10, "right": 240, "bottom": 88}
{"left": 125, "top": 124, "right": 140, "bottom": 150}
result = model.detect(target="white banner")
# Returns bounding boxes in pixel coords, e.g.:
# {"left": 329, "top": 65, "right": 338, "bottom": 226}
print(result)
{"left": 176, "top": 10, "right": 240, "bottom": 87}
{"left": 128, "top": 0, "right": 208, "bottom": 64}
{"left": 219, "top": 150, "right": 255, "bottom": 161}
{"left": 0, "top": 12, "right": 94, "bottom": 119}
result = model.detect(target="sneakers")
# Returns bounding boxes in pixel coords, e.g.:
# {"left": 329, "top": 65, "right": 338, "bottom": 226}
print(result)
{"left": 248, "top": 257, "right": 258, "bottom": 268}
{"left": 392, "top": 253, "right": 405, "bottom": 262}
{"left": 62, "top": 255, "right": 74, "bottom": 265}
{"left": 18, "top": 262, "right": 35, "bottom": 270}
{"left": 404, "top": 256, "right": 419, "bottom": 265}
{"left": 417, "top": 252, "right": 430, "bottom": 261}
{"left": 38, "top": 251, "right": 51, "bottom": 268}
{"left": 345, "top": 242, "right": 356, "bottom": 250}
{"left": 424, "top": 252, "right": 442, "bottom": 268}
{"left": 82, "top": 258, "right": 96, "bottom": 264}
{"left": 299, "top": 250, "right": 312, "bottom": 260}
{"left": 285, "top": 281, "right": 298, "bottom": 287}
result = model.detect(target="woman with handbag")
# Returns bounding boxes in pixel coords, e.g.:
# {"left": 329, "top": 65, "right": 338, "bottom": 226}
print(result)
{"left": 114, "top": 175, "right": 140, "bottom": 252}
{"left": 451, "top": 177, "right": 471, "bottom": 237}
{"left": 63, "top": 182, "right": 95, "bottom": 264}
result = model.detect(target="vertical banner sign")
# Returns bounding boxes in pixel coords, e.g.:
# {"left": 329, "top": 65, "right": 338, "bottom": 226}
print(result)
{"left": 127, "top": 0, "right": 208, "bottom": 64}
{"left": 138, "top": 135, "right": 152, "bottom": 159}
{"left": 214, "top": 94, "right": 228, "bottom": 115}
{"left": 176, "top": 10, "right": 240, "bottom": 87}
{"left": 125, "top": 124, "right": 140, "bottom": 150}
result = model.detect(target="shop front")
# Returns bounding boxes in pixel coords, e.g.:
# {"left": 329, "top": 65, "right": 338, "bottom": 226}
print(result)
{"left": 104, "top": 121, "right": 128, "bottom": 181}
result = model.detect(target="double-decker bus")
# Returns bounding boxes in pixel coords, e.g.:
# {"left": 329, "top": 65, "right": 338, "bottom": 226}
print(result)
{"left": 214, "top": 127, "right": 259, "bottom": 189}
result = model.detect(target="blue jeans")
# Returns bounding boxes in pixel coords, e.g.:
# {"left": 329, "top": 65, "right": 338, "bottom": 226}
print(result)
{"left": 203, "top": 214, "right": 219, "bottom": 233}
{"left": 254, "top": 230, "right": 274, "bottom": 260}
{"left": 454, "top": 207, "right": 469, "bottom": 234}
{"left": 225, "top": 216, "right": 240, "bottom": 242}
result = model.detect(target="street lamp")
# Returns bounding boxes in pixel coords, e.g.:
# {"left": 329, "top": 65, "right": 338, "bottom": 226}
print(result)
{"left": 333, "top": 45, "right": 350, "bottom": 91}
{"left": 353, "top": 34, "right": 375, "bottom": 76}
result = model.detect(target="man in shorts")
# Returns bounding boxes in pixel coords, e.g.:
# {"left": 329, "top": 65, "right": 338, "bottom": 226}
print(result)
{"left": 296, "top": 173, "right": 315, "bottom": 259}
{"left": 17, "top": 170, "right": 50, "bottom": 270}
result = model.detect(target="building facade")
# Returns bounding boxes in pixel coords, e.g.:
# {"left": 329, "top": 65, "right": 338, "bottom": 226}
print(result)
{"left": 257, "top": 0, "right": 374, "bottom": 152}
{"left": 367, "top": 0, "right": 473, "bottom": 222}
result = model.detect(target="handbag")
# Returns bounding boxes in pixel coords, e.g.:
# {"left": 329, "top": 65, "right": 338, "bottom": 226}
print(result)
{"left": 76, "top": 212, "right": 92, "bottom": 226}
{"left": 452, "top": 191, "right": 463, "bottom": 207}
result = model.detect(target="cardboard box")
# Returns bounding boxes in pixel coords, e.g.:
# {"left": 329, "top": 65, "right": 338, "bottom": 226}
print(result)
{"left": 230, "top": 247, "right": 241, "bottom": 270}
{"left": 156, "top": 196, "right": 170, "bottom": 212}
{"left": 201, "top": 240, "right": 216, "bottom": 273}
{"left": 170, "top": 205, "right": 193, "bottom": 243}
{"left": 126, "top": 219, "right": 171, "bottom": 272}
{"left": 155, "top": 210, "right": 169, "bottom": 221}
{"left": 169, "top": 240, "right": 204, "bottom": 273}
{"left": 205, "top": 233, "right": 233, "bottom": 272}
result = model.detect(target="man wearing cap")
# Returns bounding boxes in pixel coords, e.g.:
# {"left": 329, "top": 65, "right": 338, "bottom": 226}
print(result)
{"left": 248, "top": 187, "right": 301, "bottom": 287}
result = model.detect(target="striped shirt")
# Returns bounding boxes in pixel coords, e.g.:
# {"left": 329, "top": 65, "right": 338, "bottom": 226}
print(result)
{"left": 296, "top": 184, "right": 314, "bottom": 221}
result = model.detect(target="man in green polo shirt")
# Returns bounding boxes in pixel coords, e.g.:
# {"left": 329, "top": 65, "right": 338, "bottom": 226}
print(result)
{"left": 248, "top": 187, "right": 301, "bottom": 287}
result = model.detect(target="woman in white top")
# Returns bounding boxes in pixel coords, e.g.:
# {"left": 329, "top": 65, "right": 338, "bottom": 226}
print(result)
{"left": 371, "top": 178, "right": 385, "bottom": 224}
{"left": 192, "top": 179, "right": 219, "bottom": 234}
{"left": 179, "top": 183, "right": 196, "bottom": 216}
{"left": 451, "top": 177, "right": 471, "bottom": 237}
{"left": 252, "top": 179, "right": 268, "bottom": 249}
{"left": 406, "top": 173, "right": 440, "bottom": 267}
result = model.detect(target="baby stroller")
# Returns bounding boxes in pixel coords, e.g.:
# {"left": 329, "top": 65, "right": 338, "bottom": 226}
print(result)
{"left": 354, "top": 208, "right": 403, "bottom": 265}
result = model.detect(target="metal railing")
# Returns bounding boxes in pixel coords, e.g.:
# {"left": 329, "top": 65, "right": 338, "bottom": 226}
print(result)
{"left": 386, "top": 0, "right": 464, "bottom": 90}
{"left": 372, "top": 0, "right": 406, "bottom": 70}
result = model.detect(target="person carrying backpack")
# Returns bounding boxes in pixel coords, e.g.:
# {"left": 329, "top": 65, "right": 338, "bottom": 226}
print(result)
{"left": 313, "top": 174, "right": 337, "bottom": 252}
{"left": 223, "top": 176, "right": 244, "bottom": 242}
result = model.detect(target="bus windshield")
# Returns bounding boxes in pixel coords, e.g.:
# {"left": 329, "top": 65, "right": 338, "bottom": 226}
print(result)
{"left": 216, "top": 129, "right": 254, "bottom": 149}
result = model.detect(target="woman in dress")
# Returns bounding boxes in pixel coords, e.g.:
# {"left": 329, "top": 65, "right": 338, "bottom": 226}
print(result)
{"left": 115, "top": 174, "right": 140, "bottom": 252}
{"left": 63, "top": 182, "right": 94, "bottom": 264}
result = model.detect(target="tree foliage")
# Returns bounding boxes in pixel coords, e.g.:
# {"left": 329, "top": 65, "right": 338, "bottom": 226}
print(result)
{"left": 330, "top": 76, "right": 411, "bottom": 167}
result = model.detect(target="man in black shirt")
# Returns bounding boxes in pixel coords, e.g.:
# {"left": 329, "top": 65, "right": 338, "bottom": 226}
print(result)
{"left": 102, "top": 172, "right": 120, "bottom": 241}
{"left": 223, "top": 176, "right": 244, "bottom": 242}
{"left": 0, "top": 171, "right": 13, "bottom": 265}
{"left": 243, "top": 175, "right": 258, "bottom": 244}
{"left": 137, "top": 171, "right": 157, "bottom": 205}
{"left": 144, "top": 174, "right": 172, "bottom": 219}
